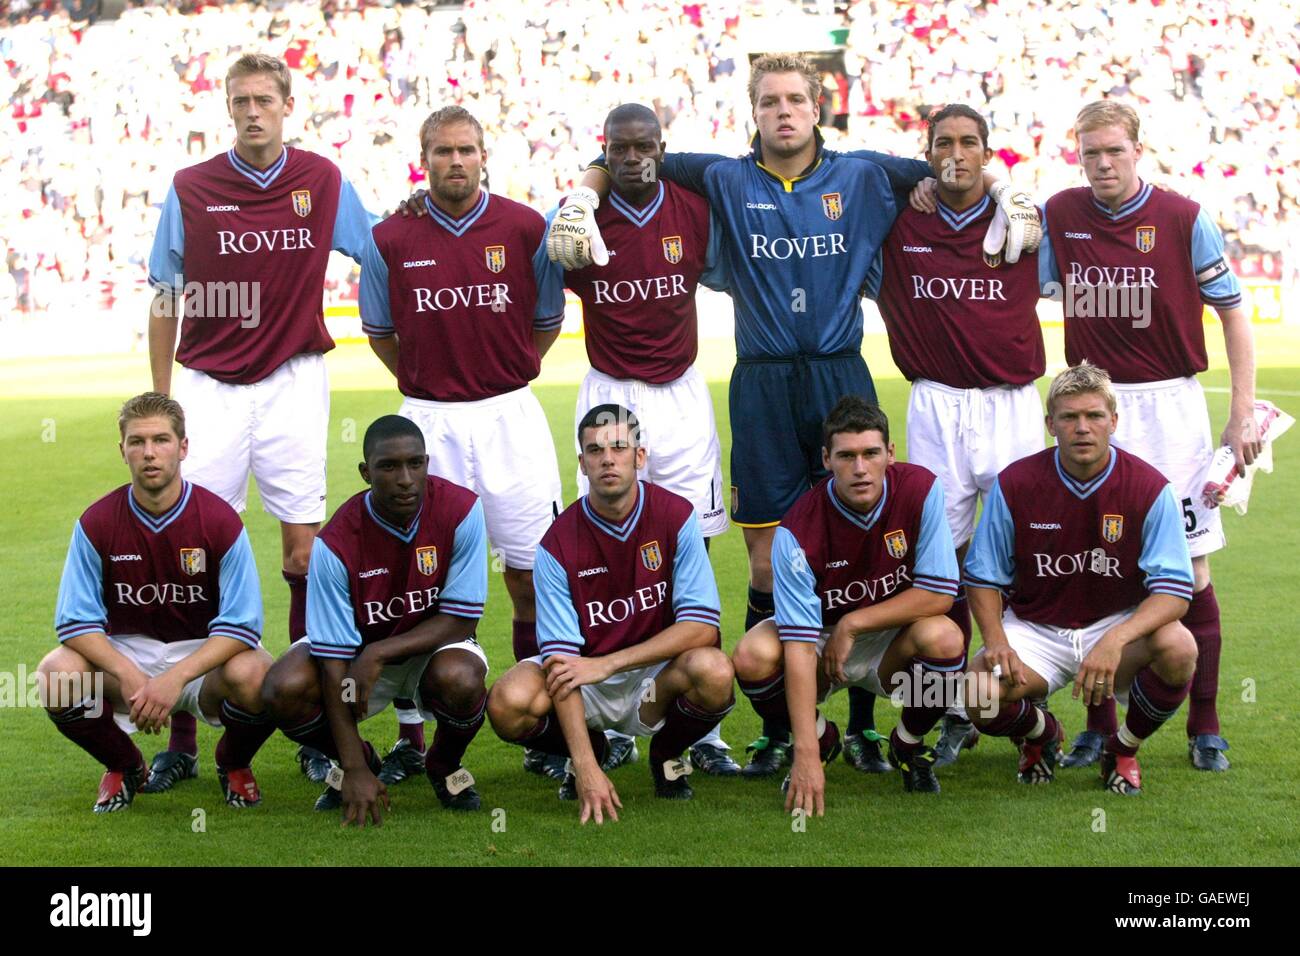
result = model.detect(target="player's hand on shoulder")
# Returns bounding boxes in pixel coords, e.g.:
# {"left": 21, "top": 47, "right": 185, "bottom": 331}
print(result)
{"left": 546, "top": 186, "right": 608, "bottom": 269}
{"left": 543, "top": 654, "right": 612, "bottom": 700}
{"left": 909, "top": 177, "right": 938, "bottom": 214}
{"left": 129, "top": 670, "right": 185, "bottom": 733}
{"left": 784, "top": 753, "right": 825, "bottom": 818}
{"left": 1074, "top": 631, "right": 1123, "bottom": 706}
{"left": 986, "top": 181, "right": 1042, "bottom": 264}
{"left": 398, "top": 188, "right": 430, "bottom": 218}
{"left": 341, "top": 767, "right": 389, "bottom": 829}
{"left": 576, "top": 766, "right": 621, "bottom": 825}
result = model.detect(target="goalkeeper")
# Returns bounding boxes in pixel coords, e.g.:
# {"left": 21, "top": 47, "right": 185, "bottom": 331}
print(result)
{"left": 549, "top": 56, "right": 1039, "bottom": 777}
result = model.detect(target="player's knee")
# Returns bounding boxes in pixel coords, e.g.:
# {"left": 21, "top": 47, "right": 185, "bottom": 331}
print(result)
{"left": 260, "top": 656, "right": 316, "bottom": 722}
{"left": 36, "top": 646, "right": 89, "bottom": 711}
{"left": 487, "top": 669, "right": 539, "bottom": 739}
{"left": 425, "top": 654, "right": 487, "bottom": 712}
{"left": 915, "top": 616, "right": 964, "bottom": 660}
{"left": 732, "top": 625, "right": 780, "bottom": 680}
{"left": 682, "top": 646, "right": 734, "bottom": 696}
{"left": 1154, "top": 622, "right": 1198, "bottom": 678}
{"left": 223, "top": 648, "right": 272, "bottom": 709}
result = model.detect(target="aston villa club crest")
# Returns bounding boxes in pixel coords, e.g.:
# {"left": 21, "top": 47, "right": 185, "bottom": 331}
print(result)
{"left": 485, "top": 245, "right": 506, "bottom": 273}
{"left": 1136, "top": 226, "right": 1155, "bottom": 254}
{"left": 416, "top": 546, "right": 438, "bottom": 576}
{"left": 662, "top": 236, "right": 683, "bottom": 264}
{"left": 180, "top": 548, "right": 206, "bottom": 576}
{"left": 884, "top": 529, "right": 908, "bottom": 560}
{"left": 640, "top": 540, "right": 663, "bottom": 572}
{"left": 821, "top": 192, "right": 843, "bottom": 221}
{"left": 291, "top": 189, "right": 312, "bottom": 218}
{"left": 1102, "top": 514, "right": 1124, "bottom": 543}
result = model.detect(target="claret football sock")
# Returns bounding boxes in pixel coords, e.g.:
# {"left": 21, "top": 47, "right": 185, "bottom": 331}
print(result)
{"left": 166, "top": 710, "right": 198, "bottom": 756}
{"left": 518, "top": 714, "right": 607, "bottom": 764}
{"left": 283, "top": 570, "right": 308, "bottom": 644}
{"left": 214, "top": 699, "right": 274, "bottom": 770}
{"left": 1085, "top": 696, "right": 1119, "bottom": 736}
{"left": 650, "top": 694, "right": 735, "bottom": 766}
{"left": 899, "top": 653, "right": 967, "bottom": 740}
{"left": 512, "top": 619, "right": 539, "bottom": 661}
{"left": 847, "top": 686, "right": 876, "bottom": 735}
{"left": 49, "top": 697, "right": 144, "bottom": 772}
{"left": 1116, "top": 665, "right": 1191, "bottom": 755}
{"left": 978, "top": 697, "right": 1047, "bottom": 740}
{"left": 393, "top": 698, "right": 426, "bottom": 752}
{"left": 737, "top": 669, "right": 791, "bottom": 741}
{"left": 426, "top": 690, "right": 487, "bottom": 780}
{"left": 1184, "top": 584, "right": 1223, "bottom": 737}
{"left": 282, "top": 707, "right": 338, "bottom": 760}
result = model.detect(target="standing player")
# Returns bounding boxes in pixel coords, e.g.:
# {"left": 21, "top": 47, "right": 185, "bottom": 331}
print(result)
{"left": 962, "top": 364, "right": 1197, "bottom": 795}
{"left": 544, "top": 103, "right": 737, "bottom": 776}
{"left": 1039, "top": 102, "right": 1260, "bottom": 772}
{"left": 731, "top": 397, "right": 963, "bottom": 807}
{"left": 360, "top": 106, "right": 566, "bottom": 781}
{"left": 549, "top": 55, "right": 1038, "bottom": 777}
{"left": 486, "top": 405, "right": 734, "bottom": 822}
{"left": 38, "top": 393, "right": 274, "bottom": 812}
{"left": 863, "top": 104, "right": 1046, "bottom": 765}
{"left": 259, "top": 416, "right": 490, "bottom": 820}
{"left": 146, "top": 53, "right": 376, "bottom": 790}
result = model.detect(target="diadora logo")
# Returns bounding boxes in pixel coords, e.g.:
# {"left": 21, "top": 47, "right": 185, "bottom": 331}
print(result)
{"left": 746, "top": 202, "right": 777, "bottom": 210}
{"left": 825, "top": 559, "right": 849, "bottom": 569}
{"left": 206, "top": 204, "right": 241, "bottom": 213}
{"left": 1030, "top": 522, "right": 1062, "bottom": 530}
{"left": 577, "top": 566, "right": 609, "bottom": 578}
{"left": 1064, "top": 232, "right": 1093, "bottom": 239}
{"left": 110, "top": 554, "right": 143, "bottom": 562}
{"left": 358, "top": 567, "right": 390, "bottom": 579}
{"left": 902, "top": 245, "right": 933, "bottom": 253}
{"left": 403, "top": 259, "right": 437, "bottom": 269}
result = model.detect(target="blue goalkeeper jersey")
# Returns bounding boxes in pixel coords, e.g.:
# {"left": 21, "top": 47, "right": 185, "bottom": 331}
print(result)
{"left": 596, "top": 129, "right": 930, "bottom": 360}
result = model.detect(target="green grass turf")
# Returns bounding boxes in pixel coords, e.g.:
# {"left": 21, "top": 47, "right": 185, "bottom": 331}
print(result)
{"left": 1, "top": 346, "right": 1297, "bottom": 865}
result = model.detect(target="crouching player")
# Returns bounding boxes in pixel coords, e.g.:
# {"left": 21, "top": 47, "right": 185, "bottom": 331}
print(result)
{"left": 487, "top": 405, "right": 734, "bottom": 823}
{"left": 731, "top": 397, "right": 963, "bottom": 808}
{"left": 261, "top": 416, "right": 489, "bottom": 824}
{"left": 40, "top": 392, "right": 273, "bottom": 812}
{"left": 962, "top": 364, "right": 1197, "bottom": 794}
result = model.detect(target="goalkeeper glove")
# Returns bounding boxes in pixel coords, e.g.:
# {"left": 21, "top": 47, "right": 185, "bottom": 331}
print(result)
{"left": 546, "top": 186, "right": 608, "bottom": 269}
{"left": 983, "top": 181, "right": 1042, "bottom": 265}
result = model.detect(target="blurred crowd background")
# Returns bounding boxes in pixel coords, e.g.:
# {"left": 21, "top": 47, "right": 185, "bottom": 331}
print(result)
{"left": 2, "top": 0, "right": 1297, "bottom": 328}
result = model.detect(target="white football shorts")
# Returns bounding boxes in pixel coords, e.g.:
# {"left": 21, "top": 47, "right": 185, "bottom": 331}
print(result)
{"left": 400, "top": 385, "right": 562, "bottom": 570}
{"left": 105, "top": 635, "right": 225, "bottom": 732}
{"left": 811, "top": 624, "right": 903, "bottom": 700}
{"left": 999, "top": 606, "right": 1137, "bottom": 697}
{"left": 175, "top": 352, "right": 329, "bottom": 524}
{"left": 527, "top": 655, "right": 670, "bottom": 736}
{"left": 1111, "top": 376, "right": 1223, "bottom": 557}
{"left": 575, "top": 366, "right": 728, "bottom": 537}
{"left": 907, "top": 379, "right": 1044, "bottom": 548}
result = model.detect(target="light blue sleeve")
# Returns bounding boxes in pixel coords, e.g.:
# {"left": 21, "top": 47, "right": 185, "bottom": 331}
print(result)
{"left": 208, "top": 528, "right": 263, "bottom": 647}
{"left": 147, "top": 183, "right": 185, "bottom": 293}
{"left": 670, "top": 512, "right": 721, "bottom": 628}
{"left": 911, "top": 480, "right": 959, "bottom": 596}
{"left": 863, "top": 248, "right": 883, "bottom": 300}
{"left": 772, "top": 525, "right": 822, "bottom": 643}
{"left": 1139, "top": 486, "right": 1195, "bottom": 600}
{"left": 1191, "top": 208, "right": 1243, "bottom": 308}
{"left": 307, "top": 539, "right": 364, "bottom": 660}
{"left": 358, "top": 228, "right": 394, "bottom": 337}
{"left": 54, "top": 521, "right": 108, "bottom": 642}
{"left": 438, "top": 500, "right": 488, "bottom": 619}
{"left": 532, "top": 224, "right": 566, "bottom": 331}
{"left": 698, "top": 210, "right": 728, "bottom": 292}
{"left": 332, "top": 177, "right": 381, "bottom": 262}
{"left": 962, "top": 479, "right": 1016, "bottom": 592}
{"left": 1038, "top": 205, "right": 1061, "bottom": 293}
{"left": 534, "top": 544, "right": 583, "bottom": 659}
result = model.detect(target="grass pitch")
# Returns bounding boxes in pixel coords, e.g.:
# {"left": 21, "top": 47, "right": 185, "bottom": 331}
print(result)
{"left": 1, "top": 333, "right": 1297, "bottom": 866}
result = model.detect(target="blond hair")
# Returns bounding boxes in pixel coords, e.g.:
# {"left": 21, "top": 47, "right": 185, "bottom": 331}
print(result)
{"left": 1046, "top": 362, "right": 1117, "bottom": 416}
{"left": 226, "top": 53, "right": 292, "bottom": 101}
{"left": 119, "top": 392, "right": 186, "bottom": 441}
{"left": 1075, "top": 100, "right": 1140, "bottom": 143}
{"left": 419, "top": 106, "right": 485, "bottom": 155}
{"left": 748, "top": 54, "right": 822, "bottom": 110}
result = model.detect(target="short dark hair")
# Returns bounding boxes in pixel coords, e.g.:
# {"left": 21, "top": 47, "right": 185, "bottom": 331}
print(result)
{"left": 363, "top": 415, "right": 425, "bottom": 461}
{"left": 604, "top": 103, "right": 661, "bottom": 141}
{"left": 822, "top": 396, "right": 890, "bottom": 450}
{"left": 578, "top": 403, "right": 640, "bottom": 447}
{"left": 926, "top": 103, "right": 990, "bottom": 151}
